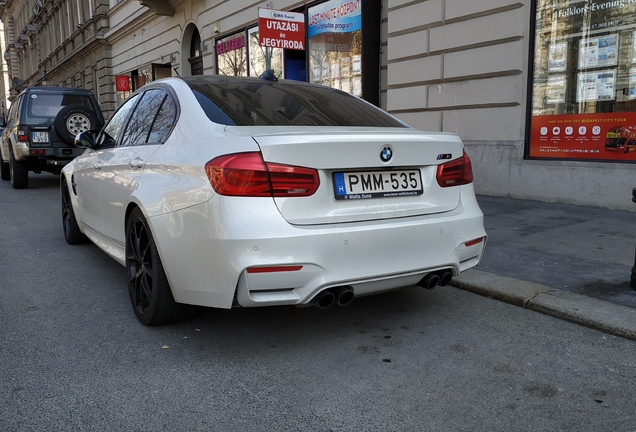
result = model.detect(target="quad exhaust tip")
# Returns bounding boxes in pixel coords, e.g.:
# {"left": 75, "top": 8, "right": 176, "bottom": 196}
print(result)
{"left": 311, "top": 286, "right": 354, "bottom": 309}
{"left": 417, "top": 270, "right": 453, "bottom": 290}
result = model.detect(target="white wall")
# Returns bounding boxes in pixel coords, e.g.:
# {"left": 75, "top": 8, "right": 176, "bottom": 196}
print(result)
{"left": 386, "top": 0, "right": 636, "bottom": 211}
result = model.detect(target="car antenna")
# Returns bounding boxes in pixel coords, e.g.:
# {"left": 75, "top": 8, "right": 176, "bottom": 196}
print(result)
{"left": 259, "top": 70, "right": 278, "bottom": 81}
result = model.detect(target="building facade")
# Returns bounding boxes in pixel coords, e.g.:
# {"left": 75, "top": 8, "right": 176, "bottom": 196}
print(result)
{"left": 2, "top": 0, "right": 635, "bottom": 210}
{"left": 0, "top": 0, "right": 116, "bottom": 115}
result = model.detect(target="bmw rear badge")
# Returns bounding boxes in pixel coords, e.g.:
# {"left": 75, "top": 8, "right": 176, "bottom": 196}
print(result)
{"left": 380, "top": 145, "right": 393, "bottom": 162}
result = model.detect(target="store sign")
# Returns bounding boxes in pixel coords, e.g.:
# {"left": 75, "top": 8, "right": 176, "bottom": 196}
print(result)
{"left": 530, "top": 112, "right": 636, "bottom": 161}
{"left": 216, "top": 35, "right": 245, "bottom": 55}
{"left": 258, "top": 8, "right": 305, "bottom": 50}
{"left": 308, "top": 0, "right": 361, "bottom": 38}
{"left": 115, "top": 75, "right": 130, "bottom": 91}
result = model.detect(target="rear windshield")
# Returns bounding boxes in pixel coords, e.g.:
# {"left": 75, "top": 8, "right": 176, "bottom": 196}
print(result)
{"left": 186, "top": 78, "right": 407, "bottom": 128}
{"left": 27, "top": 93, "right": 94, "bottom": 118}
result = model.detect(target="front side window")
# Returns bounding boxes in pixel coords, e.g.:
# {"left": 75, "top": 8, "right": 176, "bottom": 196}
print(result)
{"left": 98, "top": 93, "right": 140, "bottom": 148}
{"left": 530, "top": 0, "right": 636, "bottom": 162}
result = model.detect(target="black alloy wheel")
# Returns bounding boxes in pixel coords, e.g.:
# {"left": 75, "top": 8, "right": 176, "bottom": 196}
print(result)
{"left": 126, "top": 208, "right": 194, "bottom": 325}
{"left": 61, "top": 178, "right": 86, "bottom": 244}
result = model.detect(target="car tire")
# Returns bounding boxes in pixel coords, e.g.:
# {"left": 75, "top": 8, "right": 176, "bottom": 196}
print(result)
{"left": 126, "top": 208, "right": 195, "bottom": 326}
{"left": 0, "top": 158, "right": 8, "bottom": 181}
{"left": 9, "top": 147, "right": 28, "bottom": 189}
{"left": 61, "top": 178, "right": 86, "bottom": 245}
{"left": 54, "top": 105, "right": 99, "bottom": 145}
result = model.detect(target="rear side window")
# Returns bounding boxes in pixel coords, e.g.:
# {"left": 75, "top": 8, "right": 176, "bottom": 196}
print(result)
{"left": 27, "top": 93, "right": 95, "bottom": 118}
{"left": 120, "top": 90, "right": 167, "bottom": 146}
{"left": 187, "top": 78, "right": 407, "bottom": 128}
{"left": 147, "top": 96, "right": 177, "bottom": 143}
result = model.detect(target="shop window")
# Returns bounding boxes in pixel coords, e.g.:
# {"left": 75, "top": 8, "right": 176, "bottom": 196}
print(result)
{"left": 530, "top": 0, "right": 636, "bottom": 161}
{"left": 216, "top": 33, "right": 248, "bottom": 76}
{"left": 247, "top": 27, "right": 284, "bottom": 78}
{"left": 307, "top": 0, "right": 363, "bottom": 97}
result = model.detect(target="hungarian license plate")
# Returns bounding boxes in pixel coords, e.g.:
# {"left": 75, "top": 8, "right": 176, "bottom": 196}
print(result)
{"left": 31, "top": 131, "right": 50, "bottom": 143}
{"left": 333, "top": 170, "right": 422, "bottom": 200}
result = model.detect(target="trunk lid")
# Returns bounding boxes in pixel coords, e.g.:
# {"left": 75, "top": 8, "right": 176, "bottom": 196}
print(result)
{"left": 224, "top": 126, "right": 465, "bottom": 225}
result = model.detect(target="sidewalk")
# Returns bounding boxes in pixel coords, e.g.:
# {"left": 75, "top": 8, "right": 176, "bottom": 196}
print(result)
{"left": 451, "top": 195, "right": 636, "bottom": 340}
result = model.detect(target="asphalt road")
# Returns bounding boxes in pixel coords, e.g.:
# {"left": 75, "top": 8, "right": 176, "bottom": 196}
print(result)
{"left": 1, "top": 173, "right": 635, "bottom": 431}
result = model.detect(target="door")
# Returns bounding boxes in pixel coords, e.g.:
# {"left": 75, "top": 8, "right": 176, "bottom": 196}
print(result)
{"left": 77, "top": 93, "right": 141, "bottom": 235}
{"left": 98, "top": 89, "right": 177, "bottom": 244}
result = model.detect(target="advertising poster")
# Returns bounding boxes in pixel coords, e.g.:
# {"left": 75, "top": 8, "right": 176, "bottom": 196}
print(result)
{"left": 579, "top": 35, "right": 618, "bottom": 69}
{"left": 548, "top": 42, "right": 568, "bottom": 72}
{"left": 308, "top": 0, "right": 362, "bottom": 39}
{"left": 633, "top": 32, "right": 636, "bottom": 63}
{"left": 308, "top": 0, "right": 362, "bottom": 96}
{"left": 352, "top": 55, "right": 361, "bottom": 74}
{"left": 576, "top": 69, "right": 615, "bottom": 102}
{"left": 529, "top": 112, "right": 636, "bottom": 160}
{"left": 547, "top": 75, "right": 566, "bottom": 104}
{"left": 630, "top": 67, "right": 636, "bottom": 99}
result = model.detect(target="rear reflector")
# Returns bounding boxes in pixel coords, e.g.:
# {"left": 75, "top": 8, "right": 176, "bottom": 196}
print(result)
{"left": 205, "top": 152, "right": 319, "bottom": 197}
{"left": 464, "top": 237, "right": 484, "bottom": 247}
{"left": 436, "top": 150, "right": 474, "bottom": 187}
{"left": 247, "top": 266, "right": 303, "bottom": 273}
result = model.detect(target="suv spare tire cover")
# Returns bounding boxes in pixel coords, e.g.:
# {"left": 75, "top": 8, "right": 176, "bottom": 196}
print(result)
{"left": 54, "top": 105, "right": 99, "bottom": 145}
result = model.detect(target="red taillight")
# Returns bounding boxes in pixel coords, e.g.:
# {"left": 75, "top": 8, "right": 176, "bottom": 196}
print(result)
{"left": 205, "top": 152, "right": 320, "bottom": 197}
{"left": 18, "top": 130, "right": 28, "bottom": 142}
{"left": 436, "top": 150, "right": 474, "bottom": 188}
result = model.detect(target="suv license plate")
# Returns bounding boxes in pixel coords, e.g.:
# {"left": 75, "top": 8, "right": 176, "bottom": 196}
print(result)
{"left": 31, "top": 131, "right": 50, "bottom": 143}
{"left": 333, "top": 170, "right": 423, "bottom": 200}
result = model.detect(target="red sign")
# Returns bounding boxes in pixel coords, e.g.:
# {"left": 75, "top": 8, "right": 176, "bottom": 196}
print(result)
{"left": 116, "top": 75, "right": 130, "bottom": 92}
{"left": 216, "top": 35, "right": 245, "bottom": 55}
{"left": 529, "top": 112, "right": 636, "bottom": 161}
{"left": 258, "top": 8, "right": 305, "bottom": 50}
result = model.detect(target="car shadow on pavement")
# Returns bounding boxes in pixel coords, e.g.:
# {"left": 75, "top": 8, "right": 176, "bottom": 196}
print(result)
{"left": 155, "top": 286, "right": 448, "bottom": 361}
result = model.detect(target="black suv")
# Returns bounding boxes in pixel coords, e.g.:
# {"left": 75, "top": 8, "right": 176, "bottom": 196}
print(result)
{"left": 0, "top": 86, "right": 104, "bottom": 189}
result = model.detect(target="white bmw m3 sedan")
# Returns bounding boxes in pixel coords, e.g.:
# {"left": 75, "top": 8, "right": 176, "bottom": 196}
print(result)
{"left": 61, "top": 75, "right": 487, "bottom": 325}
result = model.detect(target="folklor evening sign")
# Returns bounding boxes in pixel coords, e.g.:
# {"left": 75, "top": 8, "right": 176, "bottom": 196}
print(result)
{"left": 258, "top": 8, "right": 306, "bottom": 50}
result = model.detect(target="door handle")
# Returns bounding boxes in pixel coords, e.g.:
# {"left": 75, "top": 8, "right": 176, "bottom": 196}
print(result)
{"left": 94, "top": 162, "right": 102, "bottom": 170}
{"left": 129, "top": 158, "right": 143, "bottom": 169}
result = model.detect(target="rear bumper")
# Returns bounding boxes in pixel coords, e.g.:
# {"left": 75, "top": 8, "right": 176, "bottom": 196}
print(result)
{"left": 149, "top": 185, "right": 486, "bottom": 309}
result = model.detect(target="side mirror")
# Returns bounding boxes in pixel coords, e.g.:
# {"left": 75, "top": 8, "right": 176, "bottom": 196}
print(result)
{"left": 74, "top": 131, "right": 97, "bottom": 149}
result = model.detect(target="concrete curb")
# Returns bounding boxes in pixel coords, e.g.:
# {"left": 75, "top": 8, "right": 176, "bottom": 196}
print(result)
{"left": 450, "top": 269, "right": 636, "bottom": 341}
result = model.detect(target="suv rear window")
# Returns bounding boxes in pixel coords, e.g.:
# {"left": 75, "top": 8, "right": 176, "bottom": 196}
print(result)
{"left": 27, "top": 94, "right": 94, "bottom": 118}
{"left": 185, "top": 77, "right": 407, "bottom": 128}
